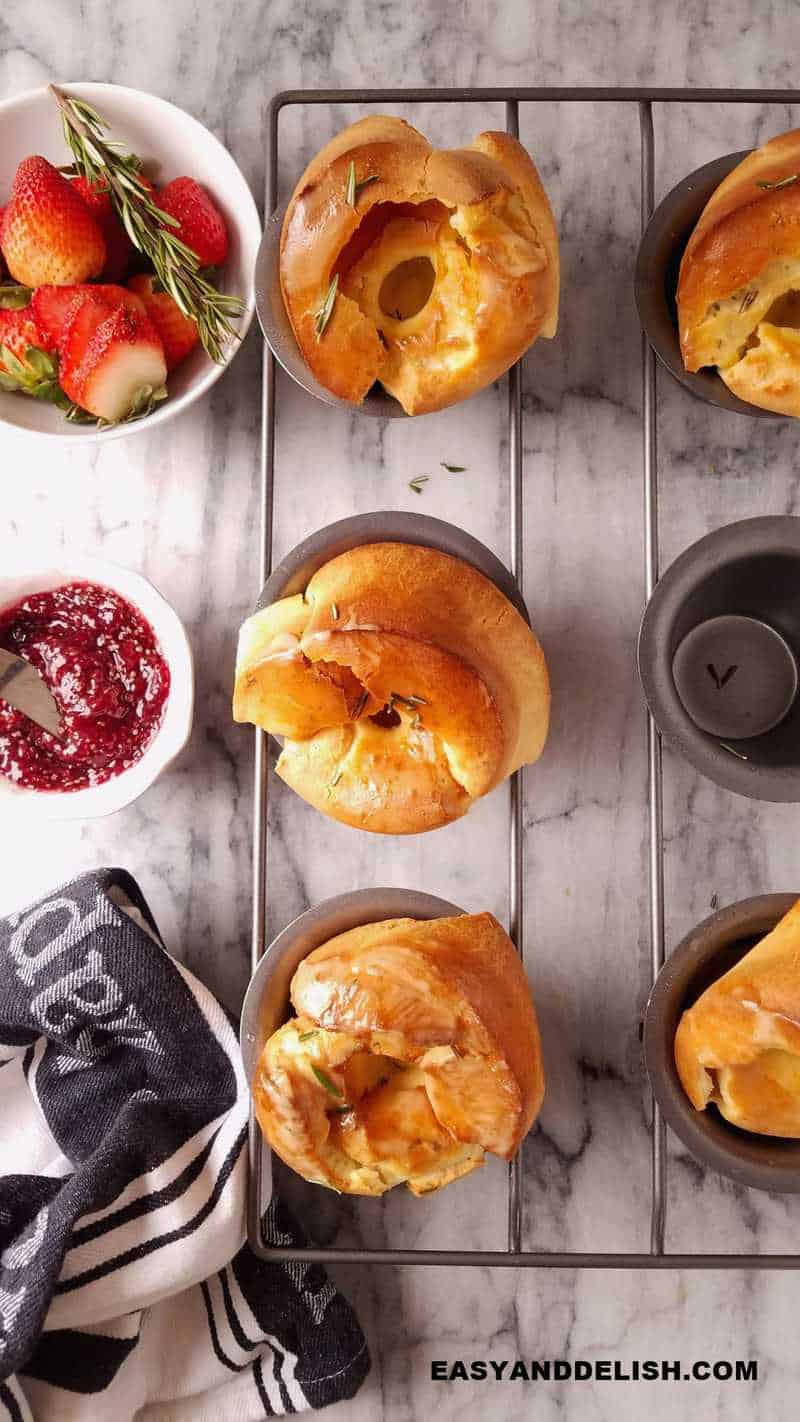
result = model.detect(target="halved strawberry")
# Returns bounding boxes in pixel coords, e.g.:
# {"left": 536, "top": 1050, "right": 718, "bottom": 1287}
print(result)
{"left": 59, "top": 290, "right": 167, "bottom": 423}
{"left": 31, "top": 284, "right": 86, "bottom": 349}
{"left": 33, "top": 283, "right": 144, "bottom": 350}
{"left": 128, "top": 274, "right": 199, "bottom": 371}
{"left": 157, "top": 177, "right": 229, "bottom": 266}
{"left": 0, "top": 307, "right": 54, "bottom": 366}
{"left": 0, "top": 157, "right": 106, "bottom": 286}
{"left": 0, "top": 307, "right": 62, "bottom": 403}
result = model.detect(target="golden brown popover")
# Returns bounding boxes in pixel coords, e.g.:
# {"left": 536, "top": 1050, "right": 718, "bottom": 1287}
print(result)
{"left": 252, "top": 912, "right": 545, "bottom": 1196}
{"left": 676, "top": 898, "right": 800, "bottom": 1137}
{"left": 678, "top": 128, "right": 800, "bottom": 414}
{"left": 233, "top": 542, "right": 550, "bottom": 834}
{"left": 279, "top": 115, "right": 559, "bottom": 414}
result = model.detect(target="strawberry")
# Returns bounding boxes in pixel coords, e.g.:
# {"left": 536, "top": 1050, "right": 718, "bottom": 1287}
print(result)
{"left": 0, "top": 157, "right": 106, "bottom": 287}
{"left": 31, "top": 284, "right": 86, "bottom": 349}
{"left": 71, "top": 175, "right": 134, "bottom": 282}
{"left": 157, "top": 177, "right": 229, "bottom": 266}
{"left": 32, "top": 282, "right": 143, "bottom": 350}
{"left": 0, "top": 307, "right": 54, "bottom": 367}
{"left": 0, "top": 307, "right": 62, "bottom": 403}
{"left": 59, "top": 288, "right": 167, "bottom": 423}
{"left": 128, "top": 274, "right": 199, "bottom": 371}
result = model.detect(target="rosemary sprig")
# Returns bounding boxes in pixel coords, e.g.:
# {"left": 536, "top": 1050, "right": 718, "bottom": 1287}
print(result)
{"left": 355, "top": 174, "right": 379, "bottom": 201}
{"left": 345, "top": 160, "right": 357, "bottom": 207}
{"left": 50, "top": 85, "right": 243, "bottom": 363}
{"left": 756, "top": 173, "right": 799, "bottom": 190}
{"left": 351, "top": 689, "right": 369, "bottom": 720}
{"left": 314, "top": 274, "right": 339, "bottom": 339}
{"left": 719, "top": 741, "right": 749, "bottom": 761}
{"left": 326, "top": 768, "right": 344, "bottom": 797}
{"left": 738, "top": 290, "right": 757, "bottom": 315}
{"left": 408, "top": 475, "right": 429, "bottom": 494}
{"left": 312, "top": 1066, "right": 344, "bottom": 1099}
{"left": 298, "top": 1030, "right": 318, "bottom": 1042}
{"left": 345, "top": 162, "right": 380, "bottom": 207}
{"left": 390, "top": 692, "right": 428, "bottom": 709}
{"left": 440, "top": 462, "right": 466, "bottom": 472}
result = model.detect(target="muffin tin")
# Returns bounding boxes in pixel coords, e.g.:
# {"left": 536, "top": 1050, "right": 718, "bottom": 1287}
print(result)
{"left": 242, "top": 85, "right": 800, "bottom": 1272}
{"left": 254, "top": 205, "right": 405, "bottom": 418}
{"left": 638, "top": 517, "right": 800, "bottom": 800}
{"left": 241, "top": 888, "right": 464, "bottom": 1225}
{"left": 634, "top": 150, "right": 781, "bottom": 418}
{"left": 643, "top": 894, "right": 800, "bottom": 1194}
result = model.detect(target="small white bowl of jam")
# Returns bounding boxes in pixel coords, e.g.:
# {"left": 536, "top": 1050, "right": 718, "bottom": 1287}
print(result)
{"left": 0, "top": 555, "right": 193, "bottom": 818}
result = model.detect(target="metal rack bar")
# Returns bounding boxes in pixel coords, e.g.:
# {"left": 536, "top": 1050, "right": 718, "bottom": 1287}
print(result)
{"left": 505, "top": 94, "right": 525, "bottom": 1260}
{"left": 639, "top": 100, "right": 667, "bottom": 1259}
{"left": 248, "top": 86, "right": 800, "bottom": 1269}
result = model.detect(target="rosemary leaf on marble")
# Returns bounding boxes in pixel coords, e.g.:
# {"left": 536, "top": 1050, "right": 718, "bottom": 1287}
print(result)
{"left": 408, "top": 475, "right": 429, "bottom": 494}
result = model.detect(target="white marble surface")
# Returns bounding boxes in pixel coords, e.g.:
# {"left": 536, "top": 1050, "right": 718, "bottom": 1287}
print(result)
{"left": 4, "top": 2, "right": 800, "bottom": 1418}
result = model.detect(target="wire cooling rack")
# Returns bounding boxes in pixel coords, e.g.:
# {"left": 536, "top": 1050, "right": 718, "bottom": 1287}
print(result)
{"left": 248, "top": 86, "right": 800, "bottom": 1269}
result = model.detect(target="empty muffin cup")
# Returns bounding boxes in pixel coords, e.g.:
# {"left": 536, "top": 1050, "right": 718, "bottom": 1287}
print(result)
{"left": 672, "top": 615, "right": 798, "bottom": 740}
{"left": 643, "top": 894, "right": 800, "bottom": 1193}
{"left": 634, "top": 150, "right": 781, "bottom": 418}
{"left": 638, "top": 516, "right": 800, "bottom": 801}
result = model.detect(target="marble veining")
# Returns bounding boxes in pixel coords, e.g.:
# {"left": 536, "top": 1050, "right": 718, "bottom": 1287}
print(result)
{"left": 5, "top": 2, "right": 800, "bottom": 1417}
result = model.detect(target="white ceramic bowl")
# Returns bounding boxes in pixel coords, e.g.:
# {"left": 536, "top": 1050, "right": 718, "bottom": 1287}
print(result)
{"left": 0, "top": 554, "right": 194, "bottom": 818}
{"left": 0, "top": 81, "right": 261, "bottom": 441}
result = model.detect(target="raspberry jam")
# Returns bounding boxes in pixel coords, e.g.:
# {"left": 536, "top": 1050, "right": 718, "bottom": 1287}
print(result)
{"left": 0, "top": 580, "right": 170, "bottom": 793}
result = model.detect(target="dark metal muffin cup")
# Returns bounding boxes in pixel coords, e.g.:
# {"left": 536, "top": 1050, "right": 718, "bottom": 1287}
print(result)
{"left": 634, "top": 150, "right": 782, "bottom": 419}
{"left": 643, "top": 894, "right": 800, "bottom": 1193}
{"left": 255, "top": 510, "right": 530, "bottom": 622}
{"left": 638, "top": 516, "right": 800, "bottom": 802}
{"left": 254, "top": 205, "right": 406, "bottom": 418}
{"left": 240, "top": 888, "right": 463, "bottom": 1197}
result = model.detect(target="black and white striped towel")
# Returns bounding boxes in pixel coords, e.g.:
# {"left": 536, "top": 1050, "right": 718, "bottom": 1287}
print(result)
{"left": 0, "top": 869, "right": 369, "bottom": 1420}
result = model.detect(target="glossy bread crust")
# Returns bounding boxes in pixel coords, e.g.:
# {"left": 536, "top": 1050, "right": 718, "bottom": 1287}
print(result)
{"left": 279, "top": 115, "right": 559, "bottom": 413}
{"left": 252, "top": 912, "right": 545, "bottom": 1195}
{"left": 678, "top": 128, "right": 800, "bottom": 413}
{"left": 233, "top": 542, "right": 550, "bottom": 834}
{"left": 675, "top": 897, "right": 800, "bottom": 1137}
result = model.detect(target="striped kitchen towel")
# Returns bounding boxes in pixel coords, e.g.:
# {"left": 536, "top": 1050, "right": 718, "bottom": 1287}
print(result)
{"left": 0, "top": 869, "right": 369, "bottom": 1420}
